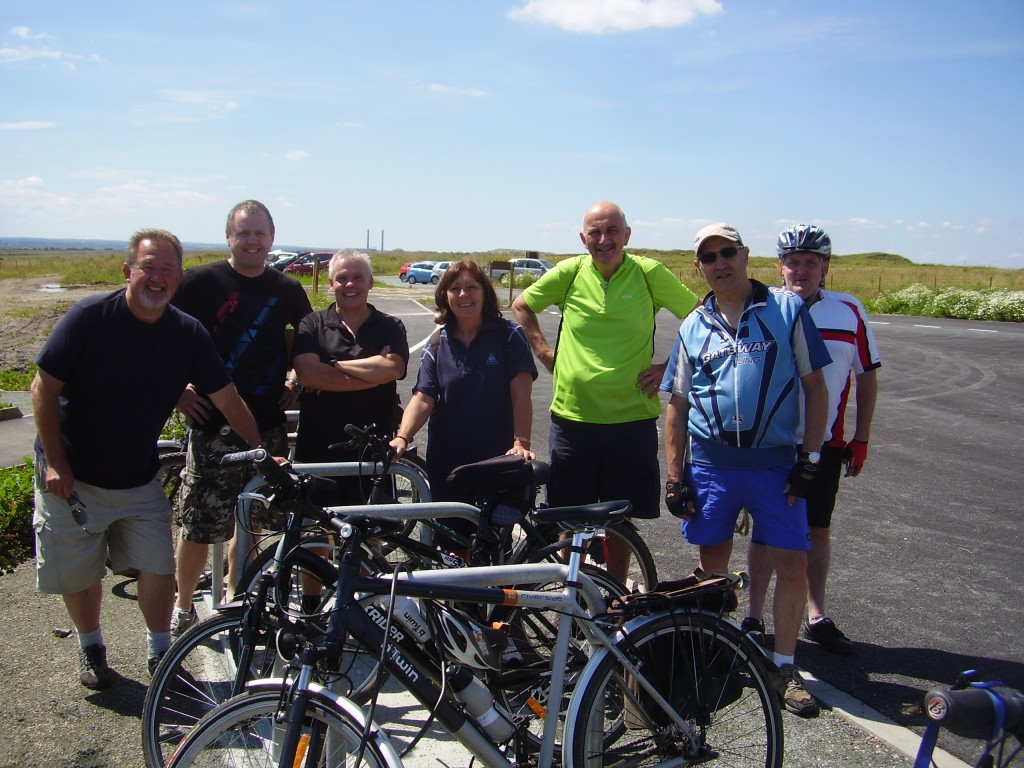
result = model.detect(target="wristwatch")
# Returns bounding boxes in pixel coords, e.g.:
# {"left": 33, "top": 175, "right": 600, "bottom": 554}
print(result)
{"left": 799, "top": 451, "right": 821, "bottom": 465}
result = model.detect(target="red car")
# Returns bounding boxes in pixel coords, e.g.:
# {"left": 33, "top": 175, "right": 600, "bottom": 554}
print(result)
{"left": 283, "top": 251, "right": 333, "bottom": 276}
{"left": 398, "top": 262, "right": 414, "bottom": 281}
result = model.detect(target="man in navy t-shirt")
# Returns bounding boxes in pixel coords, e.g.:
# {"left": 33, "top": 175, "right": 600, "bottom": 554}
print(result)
{"left": 32, "top": 228, "right": 263, "bottom": 689}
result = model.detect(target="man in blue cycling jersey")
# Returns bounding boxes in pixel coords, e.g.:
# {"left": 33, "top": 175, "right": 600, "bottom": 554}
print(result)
{"left": 661, "top": 223, "right": 830, "bottom": 717}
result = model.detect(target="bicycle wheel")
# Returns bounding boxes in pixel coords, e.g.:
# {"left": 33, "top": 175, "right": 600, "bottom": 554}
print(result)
{"left": 237, "top": 534, "right": 388, "bottom": 610}
{"left": 158, "top": 450, "right": 187, "bottom": 504}
{"left": 565, "top": 612, "right": 783, "bottom": 768}
{"left": 166, "top": 689, "right": 400, "bottom": 768}
{"left": 373, "top": 453, "right": 430, "bottom": 558}
{"left": 239, "top": 544, "right": 389, "bottom": 693}
{"left": 142, "top": 609, "right": 277, "bottom": 767}
{"left": 513, "top": 518, "right": 658, "bottom": 593}
{"left": 145, "top": 550, "right": 384, "bottom": 768}
{"left": 491, "top": 564, "right": 629, "bottom": 757}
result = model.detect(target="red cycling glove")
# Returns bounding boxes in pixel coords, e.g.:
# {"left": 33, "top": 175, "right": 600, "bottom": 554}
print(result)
{"left": 842, "top": 439, "right": 869, "bottom": 476}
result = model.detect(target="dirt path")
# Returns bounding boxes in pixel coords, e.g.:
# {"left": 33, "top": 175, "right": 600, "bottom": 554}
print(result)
{"left": 0, "top": 277, "right": 111, "bottom": 373}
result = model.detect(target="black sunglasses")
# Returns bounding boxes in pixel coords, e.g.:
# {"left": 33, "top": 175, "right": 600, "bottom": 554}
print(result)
{"left": 698, "top": 246, "right": 740, "bottom": 265}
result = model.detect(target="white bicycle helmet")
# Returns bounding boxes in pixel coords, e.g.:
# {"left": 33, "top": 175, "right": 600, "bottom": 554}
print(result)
{"left": 777, "top": 224, "right": 831, "bottom": 259}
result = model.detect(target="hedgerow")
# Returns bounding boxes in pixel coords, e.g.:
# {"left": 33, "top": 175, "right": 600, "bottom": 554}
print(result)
{"left": 866, "top": 284, "right": 1024, "bottom": 322}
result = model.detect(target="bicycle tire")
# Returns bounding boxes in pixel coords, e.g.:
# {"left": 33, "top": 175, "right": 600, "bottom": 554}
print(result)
{"left": 374, "top": 453, "right": 430, "bottom": 547}
{"left": 144, "top": 549, "right": 384, "bottom": 768}
{"left": 512, "top": 518, "right": 658, "bottom": 593}
{"left": 165, "top": 688, "right": 401, "bottom": 768}
{"left": 489, "top": 564, "right": 629, "bottom": 758}
{"left": 239, "top": 543, "right": 389, "bottom": 696}
{"left": 142, "top": 609, "right": 275, "bottom": 768}
{"left": 158, "top": 450, "right": 186, "bottom": 504}
{"left": 565, "top": 611, "right": 783, "bottom": 768}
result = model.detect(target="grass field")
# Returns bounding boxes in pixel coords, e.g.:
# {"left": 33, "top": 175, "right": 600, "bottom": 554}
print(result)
{"left": 2, "top": 246, "right": 1022, "bottom": 319}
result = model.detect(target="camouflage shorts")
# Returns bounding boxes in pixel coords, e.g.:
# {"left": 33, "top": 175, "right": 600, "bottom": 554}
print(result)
{"left": 175, "top": 424, "right": 289, "bottom": 544}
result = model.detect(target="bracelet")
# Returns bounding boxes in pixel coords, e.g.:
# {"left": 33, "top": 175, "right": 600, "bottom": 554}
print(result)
{"left": 513, "top": 436, "right": 531, "bottom": 447}
{"left": 394, "top": 434, "right": 410, "bottom": 445}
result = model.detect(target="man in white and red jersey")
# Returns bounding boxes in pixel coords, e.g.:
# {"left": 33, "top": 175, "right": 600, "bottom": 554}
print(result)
{"left": 744, "top": 224, "right": 881, "bottom": 656}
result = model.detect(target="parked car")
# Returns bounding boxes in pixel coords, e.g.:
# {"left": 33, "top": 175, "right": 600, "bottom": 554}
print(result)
{"left": 404, "top": 261, "right": 437, "bottom": 285}
{"left": 266, "top": 250, "right": 298, "bottom": 268}
{"left": 399, "top": 261, "right": 434, "bottom": 282}
{"left": 430, "top": 261, "right": 454, "bottom": 284}
{"left": 489, "top": 257, "right": 556, "bottom": 281}
{"left": 269, "top": 251, "right": 303, "bottom": 271}
{"left": 283, "top": 251, "right": 334, "bottom": 276}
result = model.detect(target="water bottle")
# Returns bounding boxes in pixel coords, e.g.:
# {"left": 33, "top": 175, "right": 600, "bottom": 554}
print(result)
{"left": 380, "top": 595, "right": 431, "bottom": 643}
{"left": 446, "top": 664, "right": 515, "bottom": 742}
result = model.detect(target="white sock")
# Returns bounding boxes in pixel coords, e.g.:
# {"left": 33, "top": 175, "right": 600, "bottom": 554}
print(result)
{"left": 774, "top": 652, "right": 795, "bottom": 668}
{"left": 147, "top": 630, "right": 172, "bottom": 659}
{"left": 77, "top": 627, "right": 103, "bottom": 649}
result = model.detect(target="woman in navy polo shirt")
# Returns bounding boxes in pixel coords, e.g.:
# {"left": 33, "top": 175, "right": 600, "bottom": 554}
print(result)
{"left": 390, "top": 260, "right": 538, "bottom": 549}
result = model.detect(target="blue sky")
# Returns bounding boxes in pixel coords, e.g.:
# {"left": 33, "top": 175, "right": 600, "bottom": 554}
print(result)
{"left": 1, "top": 1, "right": 1022, "bottom": 267}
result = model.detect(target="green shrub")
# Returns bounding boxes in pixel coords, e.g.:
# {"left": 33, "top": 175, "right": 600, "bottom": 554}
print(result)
{"left": 0, "top": 459, "right": 34, "bottom": 569}
{"left": 0, "top": 366, "right": 35, "bottom": 390}
{"left": 866, "top": 284, "right": 1024, "bottom": 322}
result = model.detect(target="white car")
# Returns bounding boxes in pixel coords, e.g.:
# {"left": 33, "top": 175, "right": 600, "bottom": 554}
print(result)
{"left": 430, "top": 261, "right": 454, "bottom": 284}
{"left": 490, "top": 257, "right": 556, "bottom": 281}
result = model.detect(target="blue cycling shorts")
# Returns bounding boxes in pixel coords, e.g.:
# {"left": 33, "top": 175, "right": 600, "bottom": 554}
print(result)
{"left": 681, "top": 463, "right": 811, "bottom": 551}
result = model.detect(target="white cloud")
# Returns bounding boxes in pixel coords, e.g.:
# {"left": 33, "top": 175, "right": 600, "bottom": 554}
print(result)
{"left": 0, "top": 173, "right": 219, "bottom": 229}
{"left": 422, "top": 82, "right": 487, "bottom": 98}
{"left": 975, "top": 225, "right": 987, "bottom": 235}
{"left": 284, "top": 150, "right": 309, "bottom": 161}
{"left": 10, "top": 26, "right": 48, "bottom": 40}
{"left": 0, "top": 121, "right": 55, "bottom": 130}
{"left": 508, "top": 0, "right": 722, "bottom": 34}
{"left": 1, "top": 26, "right": 101, "bottom": 69}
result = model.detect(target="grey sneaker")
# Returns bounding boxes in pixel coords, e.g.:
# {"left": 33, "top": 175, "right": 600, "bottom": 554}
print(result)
{"left": 78, "top": 643, "right": 114, "bottom": 690}
{"left": 170, "top": 605, "right": 198, "bottom": 637}
{"left": 772, "top": 664, "right": 819, "bottom": 717}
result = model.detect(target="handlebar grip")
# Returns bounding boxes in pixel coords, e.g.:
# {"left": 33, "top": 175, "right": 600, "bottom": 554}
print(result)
{"left": 219, "top": 448, "right": 268, "bottom": 467}
{"left": 219, "top": 448, "right": 296, "bottom": 488}
{"left": 924, "top": 686, "right": 1024, "bottom": 737}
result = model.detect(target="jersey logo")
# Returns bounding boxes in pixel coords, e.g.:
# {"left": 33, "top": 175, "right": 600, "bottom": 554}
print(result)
{"left": 700, "top": 340, "right": 775, "bottom": 365}
{"left": 485, "top": 353, "right": 500, "bottom": 366}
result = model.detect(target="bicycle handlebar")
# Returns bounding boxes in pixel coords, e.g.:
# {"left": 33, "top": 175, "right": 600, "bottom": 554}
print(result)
{"left": 219, "top": 448, "right": 336, "bottom": 493}
{"left": 924, "top": 683, "right": 1024, "bottom": 738}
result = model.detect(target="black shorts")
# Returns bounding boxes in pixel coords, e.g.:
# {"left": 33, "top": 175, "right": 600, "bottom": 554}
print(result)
{"left": 546, "top": 415, "right": 661, "bottom": 519}
{"left": 804, "top": 444, "right": 843, "bottom": 529}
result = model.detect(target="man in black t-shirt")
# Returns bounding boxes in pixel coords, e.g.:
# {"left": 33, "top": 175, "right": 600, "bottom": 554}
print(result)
{"left": 170, "top": 200, "right": 312, "bottom": 634}
{"left": 32, "top": 228, "right": 263, "bottom": 688}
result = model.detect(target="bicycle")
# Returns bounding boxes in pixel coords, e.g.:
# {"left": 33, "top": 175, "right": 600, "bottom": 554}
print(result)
{"left": 165, "top": 448, "right": 782, "bottom": 768}
{"left": 144, "top": 443, "right": 631, "bottom": 766}
{"left": 142, "top": 439, "right": 438, "bottom": 768}
{"left": 915, "top": 670, "right": 1023, "bottom": 768}
{"left": 333, "top": 425, "right": 658, "bottom": 591}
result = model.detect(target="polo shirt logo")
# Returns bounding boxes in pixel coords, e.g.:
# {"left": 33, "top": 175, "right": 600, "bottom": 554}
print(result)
{"left": 485, "top": 353, "right": 500, "bottom": 366}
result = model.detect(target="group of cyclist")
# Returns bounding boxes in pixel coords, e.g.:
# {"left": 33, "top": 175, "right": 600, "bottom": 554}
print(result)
{"left": 31, "top": 198, "right": 880, "bottom": 728}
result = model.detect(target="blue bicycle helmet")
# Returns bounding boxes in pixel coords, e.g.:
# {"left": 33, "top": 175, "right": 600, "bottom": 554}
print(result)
{"left": 777, "top": 224, "right": 831, "bottom": 259}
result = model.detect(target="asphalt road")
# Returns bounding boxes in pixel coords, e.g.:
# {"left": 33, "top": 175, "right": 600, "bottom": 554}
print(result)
{"left": 1, "top": 278, "right": 1020, "bottom": 766}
